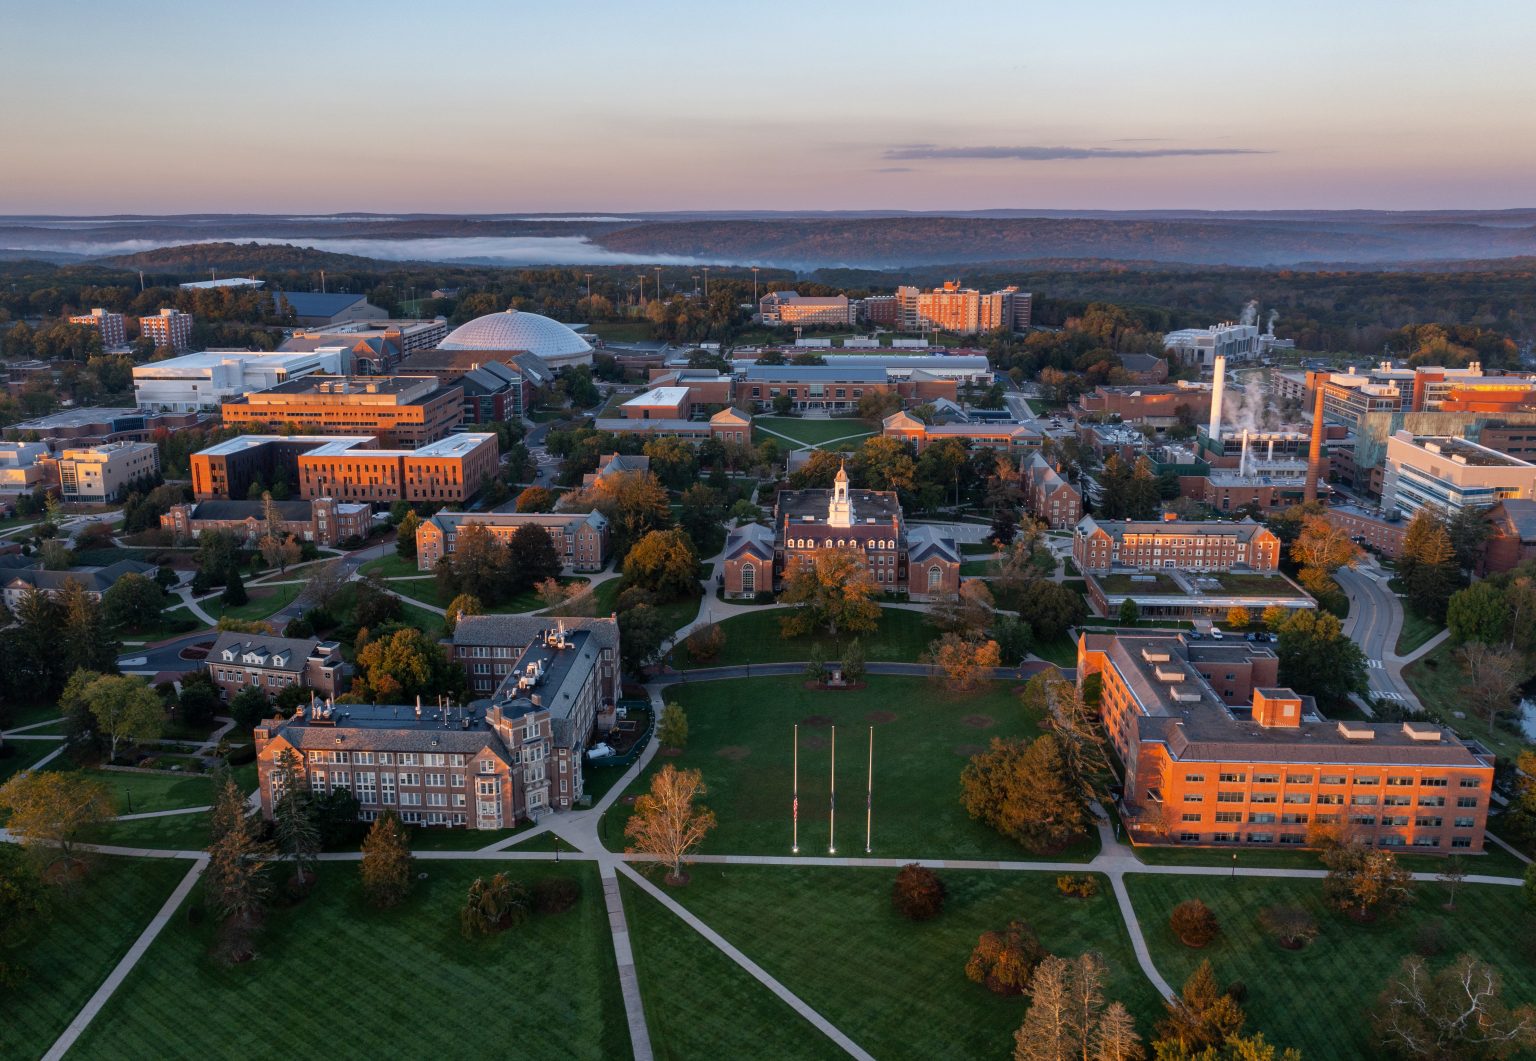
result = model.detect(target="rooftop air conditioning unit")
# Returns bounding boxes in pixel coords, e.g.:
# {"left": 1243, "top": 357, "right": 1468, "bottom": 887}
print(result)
{"left": 1337, "top": 722, "right": 1376, "bottom": 740}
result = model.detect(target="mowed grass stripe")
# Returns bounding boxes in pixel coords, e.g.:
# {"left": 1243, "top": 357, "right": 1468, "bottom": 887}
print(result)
{"left": 620, "top": 878, "right": 846, "bottom": 1061}
{"left": 666, "top": 866, "right": 1164, "bottom": 1061}
{"left": 3, "top": 856, "right": 189, "bottom": 1061}
{"left": 71, "top": 862, "right": 628, "bottom": 1060}
{"left": 1125, "top": 874, "right": 1536, "bottom": 1061}
{"left": 619, "top": 675, "right": 1088, "bottom": 861}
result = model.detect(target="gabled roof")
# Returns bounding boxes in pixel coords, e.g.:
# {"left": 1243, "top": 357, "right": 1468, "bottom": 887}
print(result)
{"left": 453, "top": 614, "right": 619, "bottom": 654}
{"left": 274, "top": 291, "right": 368, "bottom": 317}
{"left": 725, "top": 522, "right": 775, "bottom": 560}
{"left": 209, "top": 631, "right": 333, "bottom": 672}
{"left": 907, "top": 525, "right": 960, "bottom": 564}
{"left": 709, "top": 407, "right": 751, "bottom": 426}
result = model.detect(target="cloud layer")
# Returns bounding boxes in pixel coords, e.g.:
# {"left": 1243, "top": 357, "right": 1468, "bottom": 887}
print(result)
{"left": 884, "top": 144, "right": 1269, "bottom": 161}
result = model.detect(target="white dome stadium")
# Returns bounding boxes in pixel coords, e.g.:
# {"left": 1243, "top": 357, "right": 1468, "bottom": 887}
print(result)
{"left": 438, "top": 308, "right": 593, "bottom": 368}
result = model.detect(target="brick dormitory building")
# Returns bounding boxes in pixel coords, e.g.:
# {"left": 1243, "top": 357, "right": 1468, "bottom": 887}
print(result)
{"left": 722, "top": 462, "right": 960, "bottom": 600}
{"left": 415, "top": 510, "right": 611, "bottom": 573}
{"left": 162, "top": 497, "right": 371, "bottom": 547}
{"left": 1077, "top": 631, "right": 1495, "bottom": 852}
{"left": 253, "top": 617, "right": 620, "bottom": 828}
{"left": 189, "top": 433, "right": 498, "bottom": 505}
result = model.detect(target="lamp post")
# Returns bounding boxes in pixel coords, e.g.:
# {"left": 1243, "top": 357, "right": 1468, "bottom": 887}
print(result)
{"left": 752, "top": 266, "right": 759, "bottom": 304}
{"left": 1231, "top": 850, "right": 1238, "bottom": 878}
{"left": 702, "top": 267, "right": 710, "bottom": 298}
{"left": 655, "top": 266, "right": 662, "bottom": 302}
{"left": 584, "top": 273, "right": 593, "bottom": 317}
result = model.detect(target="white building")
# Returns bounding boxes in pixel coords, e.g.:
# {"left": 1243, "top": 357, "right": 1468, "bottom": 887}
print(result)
{"left": 759, "top": 291, "right": 857, "bottom": 327}
{"left": 1164, "top": 323, "right": 1260, "bottom": 368}
{"left": 54, "top": 442, "right": 160, "bottom": 502}
{"left": 1381, "top": 431, "right": 1536, "bottom": 518}
{"left": 0, "top": 441, "right": 50, "bottom": 492}
{"left": 132, "top": 349, "right": 348, "bottom": 412}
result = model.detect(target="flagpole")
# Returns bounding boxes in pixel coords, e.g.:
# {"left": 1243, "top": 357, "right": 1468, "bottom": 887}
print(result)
{"left": 865, "top": 725, "right": 873, "bottom": 854}
{"left": 792, "top": 723, "right": 799, "bottom": 854}
{"left": 828, "top": 725, "right": 837, "bottom": 855}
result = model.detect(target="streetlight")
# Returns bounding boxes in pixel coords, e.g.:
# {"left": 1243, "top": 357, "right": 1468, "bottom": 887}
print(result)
{"left": 1231, "top": 850, "right": 1238, "bottom": 878}
{"left": 655, "top": 266, "right": 662, "bottom": 301}
{"left": 584, "top": 273, "right": 593, "bottom": 317}
{"left": 702, "top": 267, "right": 710, "bottom": 298}
{"left": 692, "top": 274, "right": 699, "bottom": 296}
{"left": 752, "top": 265, "right": 759, "bottom": 303}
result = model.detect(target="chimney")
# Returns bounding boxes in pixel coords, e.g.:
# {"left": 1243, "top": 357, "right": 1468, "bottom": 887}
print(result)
{"left": 1208, "top": 355, "right": 1226, "bottom": 442}
{"left": 1304, "top": 387, "right": 1326, "bottom": 503}
{"left": 1240, "top": 429, "right": 1250, "bottom": 478}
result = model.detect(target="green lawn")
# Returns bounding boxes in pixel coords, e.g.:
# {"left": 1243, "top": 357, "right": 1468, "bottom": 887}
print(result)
{"left": 1395, "top": 604, "right": 1443, "bottom": 656}
{"left": 117, "top": 604, "right": 205, "bottom": 645}
{"left": 665, "top": 866, "right": 1161, "bottom": 1061}
{"left": 620, "top": 878, "right": 847, "bottom": 1061}
{"left": 752, "top": 416, "right": 875, "bottom": 449}
{"left": 676, "top": 606, "right": 931, "bottom": 669}
{"left": 84, "top": 769, "right": 216, "bottom": 816}
{"left": 584, "top": 579, "right": 698, "bottom": 639}
{"left": 1126, "top": 874, "right": 1536, "bottom": 1061}
{"left": 208, "top": 582, "right": 303, "bottom": 624}
{"left": 83, "top": 810, "right": 213, "bottom": 851}
{"left": 0, "top": 738, "right": 64, "bottom": 782}
{"left": 617, "top": 675, "right": 1096, "bottom": 861}
{"left": 2, "top": 855, "right": 192, "bottom": 1060}
{"left": 72, "top": 861, "right": 629, "bottom": 1060}
{"left": 1030, "top": 633, "right": 1079, "bottom": 668}
{"left": 959, "top": 542, "right": 996, "bottom": 556}
{"left": 1207, "top": 572, "right": 1308, "bottom": 597}
{"left": 360, "top": 553, "right": 426, "bottom": 579}
{"left": 960, "top": 560, "right": 993, "bottom": 576}
{"left": 1129, "top": 841, "right": 1531, "bottom": 879}
{"left": 1404, "top": 642, "right": 1533, "bottom": 760}
{"left": 585, "top": 320, "right": 656, "bottom": 343}
{"left": 382, "top": 574, "right": 452, "bottom": 608}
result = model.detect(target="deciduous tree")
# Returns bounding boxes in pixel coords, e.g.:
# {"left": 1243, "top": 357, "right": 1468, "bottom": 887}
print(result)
{"left": 84, "top": 674, "right": 164, "bottom": 762}
{"left": 657, "top": 703, "right": 689, "bottom": 750}
{"left": 778, "top": 547, "right": 881, "bottom": 638}
{"left": 623, "top": 528, "right": 699, "bottom": 602}
{"left": 1322, "top": 841, "right": 1413, "bottom": 920}
{"left": 101, "top": 572, "right": 167, "bottom": 632}
{"left": 508, "top": 521, "right": 563, "bottom": 593}
{"left": 460, "top": 872, "right": 530, "bottom": 938}
{"left": 1456, "top": 641, "right": 1523, "bottom": 737}
{"left": 624, "top": 764, "right": 716, "bottom": 884}
{"left": 395, "top": 510, "right": 421, "bottom": 560}
{"left": 891, "top": 863, "right": 946, "bottom": 921}
{"left": 444, "top": 593, "right": 484, "bottom": 635}
{"left": 967, "top": 919, "right": 1046, "bottom": 996}
{"left": 1276, "top": 609, "right": 1367, "bottom": 706}
{"left": 0, "top": 771, "right": 115, "bottom": 871}
{"left": 1372, "top": 953, "right": 1536, "bottom": 1060}
{"left": 925, "top": 633, "right": 1002, "bottom": 691}
{"left": 960, "top": 734, "right": 1089, "bottom": 854}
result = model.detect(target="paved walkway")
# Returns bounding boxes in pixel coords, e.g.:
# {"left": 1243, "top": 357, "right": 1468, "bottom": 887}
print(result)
{"left": 175, "top": 586, "right": 218, "bottom": 627}
{"left": 41, "top": 858, "right": 208, "bottom": 1061}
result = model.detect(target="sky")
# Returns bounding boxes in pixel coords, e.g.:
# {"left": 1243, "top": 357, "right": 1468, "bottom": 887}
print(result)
{"left": 2, "top": 0, "right": 1533, "bottom": 214}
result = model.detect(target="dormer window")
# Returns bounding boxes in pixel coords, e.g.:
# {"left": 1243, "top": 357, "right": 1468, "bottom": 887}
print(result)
{"left": 221, "top": 650, "right": 235, "bottom": 661}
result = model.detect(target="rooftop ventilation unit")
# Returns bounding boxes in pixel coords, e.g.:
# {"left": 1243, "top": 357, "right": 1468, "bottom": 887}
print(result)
{"left": 1402, "top": 721, "right": 1442, "bottom": 742}
{"left": 1337, "top": 721, "right": 1376, "bottom": 740}
{"left": 1140, "top": 648, "right": 1171, "bottom": 663}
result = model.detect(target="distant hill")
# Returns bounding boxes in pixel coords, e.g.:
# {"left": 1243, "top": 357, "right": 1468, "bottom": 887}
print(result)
{"left": 98, "top": 241, "right": 404, "bottom": 274}
{"left": 595, "top": 216, "right": 1536, "bottom": 269}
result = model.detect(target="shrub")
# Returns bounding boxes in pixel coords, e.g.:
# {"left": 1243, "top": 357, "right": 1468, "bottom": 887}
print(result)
{"left": 891, "top": 863, "right": 946, "bottom": 921}
{"left": 964, "top": 920, "right": 1047, "bottom": 996}
{"left": 459, "top": 873, "right": 530, "bottom": 938}
{"left": 1259, "top": 904, "right": 1318, "bottom": 949}
{"left": 684, "top": 623, "right": 725, "bottom": 662}
{"left": 532, "top": 875, "right": 581, "bottom": 915}
{"left": 1056, "top": 874, "right": 1099, "bottom": 899}
{"left": 1170, "top": 898, "right": 1220, "bottom": 948}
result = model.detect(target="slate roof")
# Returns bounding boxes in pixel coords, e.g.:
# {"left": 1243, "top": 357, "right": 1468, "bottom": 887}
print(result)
{"left": 453, "top": 614, "right": 620, "bottom": 653}
{"left": 270, "top": 702, "right": 512, "bottom": 757}
{"left": 274, "top": 292, "right": 369, "bottom": 317}
{"left": 192, "top": 499, "right": 313, "bottom": 521}
{"left": 4, "top": 559, "right": 155, "bottom": 594}
{"left": 906, "top": 525, "right": 960, "bottom": 564}
{"left": 209, "top": 631, "right": 332, "bottom": 673}
{"left": 1491, "top": 498, "right": 1536, "bottom": 543}
{"left": 724, "top": 522, "right": 775, "bottom": 560}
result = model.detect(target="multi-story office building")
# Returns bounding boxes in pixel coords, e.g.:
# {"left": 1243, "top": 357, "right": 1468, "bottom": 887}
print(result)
{"left": 415, "top": 510, "right": 610, "bottom": 572}
{"left": 1162, "top": 323, "right": 1259, "bottom": 367}
{"left": 1078, "top": 630, "right": 1494, "bottom": 852}
{"left": 221, "top": 375, "right": 464, "bottom": 448}
{"left": 759, "top": 291, "right": 858, "bottom": 327}
{"left": 205, "top": 632, "right": 349, "bottom": 702}
{"left": 1380, "top": 431, "right": 1536, "bottom": 517}
{"left": 254, "top": 617, "right": 620, "bottom": 827}
{"left": 722, "top": 463, "right": 960, "bottom": 600}
{"left": 68, "top": 308, "right": 127, "bottom": 350}
{"left": 161, "top": 496, "right": 371, "bottom": 547}
{"left": 190, "top": 434, "right": 498, "bottom": 505}
{"left": 2, "top": 407, "right": 209, "bottom": 448}
{"left": 896, "top": 282, "right": 1030, "bottom": 334}
{"left": 1073, "top": 517, "right": 1281, "bottom": 574}
{"left": 859, "top": 294, "right": 899, "bottom": 326}
{"left": 138, "top": 308, "right": 194, "bottom": 352}
{"left": 132, "top": 349, "right": 346, "bottom": 411}
{"left": 53, "top": 442, "right": 159, "bottom": 502}
{"left": 281, "top": 318, "right": 449, "bottom": 355}
{"left": 621, "top": 386, "right": 693, "bottom": 421}
{"left": 0, "top": 441, "right": 50, "bottom": 492}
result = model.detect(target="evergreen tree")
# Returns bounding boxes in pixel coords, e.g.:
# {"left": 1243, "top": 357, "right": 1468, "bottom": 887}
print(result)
{"left": 221, "top": 568, "right": 249, "bottom": 607}
{"left": 360, "top": 810, "right": 414, "bottom": 909}
{"left": 271, "top": 749, "right": 320, "bottom": 890}
{"left": 395, "top": 510, "right": 421, "bottom": 560}
{"left": 204, "top": 776, "right": 274, "bottom": 960}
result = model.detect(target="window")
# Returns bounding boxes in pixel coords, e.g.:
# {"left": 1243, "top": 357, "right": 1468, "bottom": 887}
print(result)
{"left": 1351, "top": 795, "right": 1377, "bottom": 806}
{"left": 1451, "top": 837, "right": 1473, "bottom": 848}
{"left": 1283, "top": 794, "right": 1311, "bottom": 805}
{"left": 399, "top": 754, "right": 419, "bottom": 767}
{"left": 451, "top": 774, "right": 466, "bottom": 789}
{"left": 1351, "top": 815, "right": 1377, "bottom": 826}
{"left": 479, "top": 759, "right": 496, "bottom": 774}
{"left": 1386, "top": 776, "right": 1414, "bottom": 787}
{"left": 1420, "top": 778, "right": 1447, "bottom": 788}
{"left": 1184, "top": 774, "right": 1206, "bottom": 784}
{"left": 1321, "top": 775, "right": 1346, "bottom": 786}
{"left": 1218, "top": 772, "right": 1246, "bottom": 783}
{"left": 928, "top": 565, "right": 942, "bottom": 591}
{"left": 1454, "top": 817, "right": 1475, "bottom": 828}
{"left": 477, "top": 780, "right": 498, "bottom": 796}
{"left": 1179, "top": 832, "right": 1201, "bottom": 843}
{"left": 1248, "top": 813, "right": 1276, "bottom": 824}
{"left": 1183, "top": 794, "right": 1204, "bottom": 803}
{"left": 741, "top": 562, "right": 755, "bottom": 594}
{"left": 398, "top": 772, "right": 421, "bottom": 787}
{"left": 1216, "top": 792, "right": 1245, "bottom": 803}
{"left": 1254, "top": 774, "right": 1279, "bottom": 785}
{"left": 1416, "top": 816, "right": 1443, "bottom": 828}
{"left": 1214, "top": 811, "right": 1242, "bottom": 823}
{"left": 1281, "top": 813, "right": 1309, "bottom": 825}
{"left": 1459, "top": 778, "right": 1482, "bottom": 789}
{"left": 1250, "top": 794, "right": 1277, "bottom": 804}
{"left": 1457, "top": 796, "right": 1478, "bottom": 808}
{"left": 380, "top": 774, "right": 396, "bottom": 804}
{"left": 1384, "top": 795, "right": 1410, "bottom": 807}
{"left": 1354, "top": 776, "right": 1380, "bottom": 786}
{"left": 1418, "top": 796, "right": 1445, "bottom": 807}
{"left": 1181, "top": 812, "right": 1202, "bottom": 822}
{"left": 1284, "top": 773, "right": 1313, "bottom": 785}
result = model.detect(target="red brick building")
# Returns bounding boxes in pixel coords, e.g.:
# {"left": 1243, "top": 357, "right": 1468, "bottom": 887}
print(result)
{"left": 162, "top": 497, "right": 371, "bottom": 547}
{"left": 1075, "top": 383, "right": 1213, "bottom": 425}
{"left": 416, "top": 510, "right": 610, "bottom": 572}
{"left": 722, "top": 463, "right": 961, "bottom": 600}
{"left": 1073, "top": 517, "right": 1281, "bottom": 574}
{"left": 881, "top": 411, "right": 1041, "bottom": 455}
{"left": 1022, "top": 454, "right": 1083, "bottom": 529}
{"left": 205, "top": 632, "right": 348, "bottom": 702}
{"left": 1078, "top": 630, "right": 1494, "bottom": 852}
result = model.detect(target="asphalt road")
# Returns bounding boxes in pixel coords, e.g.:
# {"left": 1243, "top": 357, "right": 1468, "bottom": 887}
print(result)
{"left": 1336, "top": 563, "right": 1416, "bottom": 704}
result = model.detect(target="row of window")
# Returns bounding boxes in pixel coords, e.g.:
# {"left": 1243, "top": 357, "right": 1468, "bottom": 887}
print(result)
{"left": 1191, "top": 772, "right": 1477, "bottom": 789}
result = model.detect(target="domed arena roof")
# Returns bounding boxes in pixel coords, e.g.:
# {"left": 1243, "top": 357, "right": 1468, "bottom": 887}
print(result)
{"left": 438, "top": 309, "right": 592, "bottom": 366}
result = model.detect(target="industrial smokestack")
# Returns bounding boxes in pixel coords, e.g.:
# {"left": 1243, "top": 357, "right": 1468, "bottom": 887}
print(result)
{"left": 1208, "top": 355, "right": 1227, "bottom": 442}
{"left": 1240, "top": 429, "right": 1250, "bottom": 478}
{"left": 1305, "top": 387, "right": 1326, "bottom": 503}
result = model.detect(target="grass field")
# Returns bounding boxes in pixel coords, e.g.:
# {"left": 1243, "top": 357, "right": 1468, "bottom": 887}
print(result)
{"left": 1207, "top": 572, "right": 1307, "bottom": 596}
{"left": 73, "top": 861, "right": 629, "bottom": 1060}
{"left": 1404, "top": 642, "right": 1533, "bottom": 760}
{"left": 0, "top": 739, "right": 64, "bottom": 782}
{"left": 2, "top": 855, "right": 190, "bottom": 1061}
{"left": 1095, "top": 572, "right": 1178, "bottom": 594}
{"left": 664, "top": 866, "right": 1160, "bottom": 1061}
{"left": 616, "top": 675, "right": 1097, "bottom": 861}
{"left": 359, "top": 553, "right": 426, "bottom": 579}
{"left": 676, "top": 606, "right": 932, "bottom": 669}
{"left": 85, "top": 769, "right": 216, "bottom": 815}
{"left": 1129, "top": 840, "right": 1531, "bottom": 879}
{"left": 84, "top": 810, "right": 213, "bottom": 851}
{"left": 117, "top": 604, "right": 204, "bottom": 644}
{"left": 588, "top": 579, "right": 699, "bottom": 639}
{"left": 585, "top": 321, "right": 656, "bottom": 343}
{"left": 1395, "top": 604, "right": 1443, "bottom": 656}
{"left": 752, "top": 417, "right": 875, "bottom": 449}
{"left": 1126, "top": 874, "right": 1536, "bottom": 1061}
{"left": 620, "top": 878, "right": 847, "bottom": 1061}
{"left": 209, "top": 582, "right": 303, "bottom": 623}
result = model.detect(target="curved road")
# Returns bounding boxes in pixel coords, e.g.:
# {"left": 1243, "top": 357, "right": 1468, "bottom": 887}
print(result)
{"left": 1335, "top": 563, "right": 1427, "bottom": 709}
